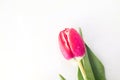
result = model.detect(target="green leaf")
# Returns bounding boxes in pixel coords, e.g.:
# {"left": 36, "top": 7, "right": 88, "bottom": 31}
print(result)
{"left": 78, "top": 28, "right": 95, "bottom": 80}
{"left": 78, "top": 28, "right": 106, "bottom": 80}
{"left": 81, "top": 50, "right": 95, "bottom": 80}
{"left": 86, "top": 45, "right": 106, "bottom": 80}
{"left": 78, "top": 27, "right": 83, "bottom": 37}
{"left": 77, "top": 66, "right": 84, "bottom": 80}
{"left": 59, "top": 74, "right": 66, "bottom": 80}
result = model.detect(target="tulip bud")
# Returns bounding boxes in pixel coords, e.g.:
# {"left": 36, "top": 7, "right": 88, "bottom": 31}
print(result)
{"left": 58, "top": 28, "right": 86, "bottom": 60}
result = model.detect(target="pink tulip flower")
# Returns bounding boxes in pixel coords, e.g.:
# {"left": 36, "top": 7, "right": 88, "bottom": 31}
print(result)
{"left": 58, "top": 28, "right": 86, "bottom": 60}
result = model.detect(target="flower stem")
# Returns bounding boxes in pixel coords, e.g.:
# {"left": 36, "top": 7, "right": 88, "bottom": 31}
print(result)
{"left": 75, "top": 59, "right": 87, "bottom": 80}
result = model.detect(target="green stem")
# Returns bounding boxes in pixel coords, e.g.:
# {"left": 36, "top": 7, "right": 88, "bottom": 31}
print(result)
{"left": 75, "top": 59, "right": 87, "bottom": 80}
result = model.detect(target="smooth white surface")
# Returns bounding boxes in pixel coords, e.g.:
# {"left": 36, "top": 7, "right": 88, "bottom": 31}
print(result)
{"left": 0, "top": 0, "right": 120, "bottom": 80}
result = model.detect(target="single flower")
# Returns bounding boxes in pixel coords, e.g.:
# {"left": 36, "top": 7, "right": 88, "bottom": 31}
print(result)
{"left": 58, "top": 28, "right": 86, "bottom": 60}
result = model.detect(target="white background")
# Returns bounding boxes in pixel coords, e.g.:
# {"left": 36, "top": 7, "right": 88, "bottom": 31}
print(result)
{"left": 0, "top": 0, "right": 120, "bottom": 80}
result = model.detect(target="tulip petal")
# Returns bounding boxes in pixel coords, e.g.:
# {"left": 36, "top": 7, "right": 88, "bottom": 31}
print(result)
{"left": 58, "top": 31, "right": 74, "bottom": 60}
{"left": 68, "top": 28, "right": 85, "bottom": 57}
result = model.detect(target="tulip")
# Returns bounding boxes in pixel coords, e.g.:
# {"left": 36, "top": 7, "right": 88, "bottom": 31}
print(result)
{"left": 58, "top": 28, "right": 86, "bottom": 60}
{"left": 58, "top": 28, "right": 87, "bottom": 80}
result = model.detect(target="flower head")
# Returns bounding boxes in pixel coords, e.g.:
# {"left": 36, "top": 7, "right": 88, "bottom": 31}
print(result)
{"left": 58, "top": 28, "right": 86, "bottom": 60}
